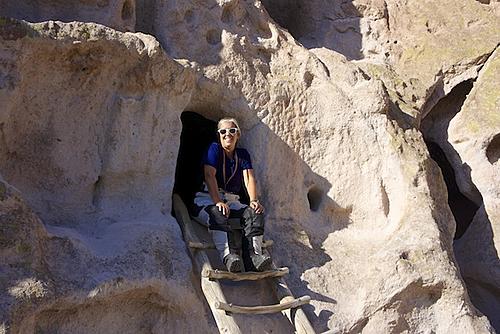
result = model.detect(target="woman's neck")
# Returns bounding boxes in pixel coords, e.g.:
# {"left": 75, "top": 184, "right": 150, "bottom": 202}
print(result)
{"left": 224, "top": 148, "right": 235, "bottom": 159}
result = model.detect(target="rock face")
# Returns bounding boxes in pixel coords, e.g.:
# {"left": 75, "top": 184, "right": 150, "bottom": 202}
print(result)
{"left": 0, "top": 19, "right": 213, "bottom": 333}
{"left": 450, "top": 49, "right": 500, "bottom": 330}
{"left": 0, "top": 0, "right": 136, "bottom": 32}
{"left": 0, "top": 0, "right": 499, "bottom": 333}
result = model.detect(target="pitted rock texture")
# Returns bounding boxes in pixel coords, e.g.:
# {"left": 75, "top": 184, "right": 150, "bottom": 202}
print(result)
{"left": 0, "top": 0, "right": 136, "bottom": 32}
{"left": 1, "top": 0, "right": 499, "bottom": 333}
{"left": 262, "top": 0, "right": 499, "bottom": 124}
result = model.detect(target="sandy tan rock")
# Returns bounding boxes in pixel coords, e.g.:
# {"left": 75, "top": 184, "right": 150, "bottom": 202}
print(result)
{"left": 449, "top": 48, "right": 500, "bottom": 330}
{"left": 0, "top": 20, "right": 214, "bottom": 333}
{"left": 0, "top": 18, "right": 194, "bottom": 225}
{"left": 0, "top": 0, "right": 136, "bottom": 32}
{"left": 0, "top": 179, "right": 52, "bottom": 333}
{"left": 138, "top": 1, "right": 493, "bottom": 331}
{"left": 262, "top": 0, "right": 499, "bottom": 123}
{"left": 0, "top": 0, "right": 498, "bottom": 332}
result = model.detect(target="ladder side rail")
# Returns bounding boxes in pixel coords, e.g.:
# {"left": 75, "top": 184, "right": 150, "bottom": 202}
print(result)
{"left": 268, "top": 251, "right": 317, "bottom": 334}
{"left": 173, "top": 194, "right": 242, "bottom": 334}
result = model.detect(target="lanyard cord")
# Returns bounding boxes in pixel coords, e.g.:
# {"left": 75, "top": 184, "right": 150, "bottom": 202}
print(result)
{"left": 222, "top": 150, "right": 238, "bottom": 191}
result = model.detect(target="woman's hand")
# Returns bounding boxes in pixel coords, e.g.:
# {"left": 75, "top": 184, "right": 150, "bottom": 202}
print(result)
{"left": 250, "top": 200, "right": 265, "bottom": 214}
{"left": 216, "top": 201, "right": 230, "bottom": 217}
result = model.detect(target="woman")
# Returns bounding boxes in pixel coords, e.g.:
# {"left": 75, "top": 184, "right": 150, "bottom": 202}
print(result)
{"left": 193, "top": 117, "right": 271, "bottom": 272}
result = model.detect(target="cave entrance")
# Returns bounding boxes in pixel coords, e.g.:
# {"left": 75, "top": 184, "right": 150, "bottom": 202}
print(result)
{"left": 420, "top": 80, "right": 482, "bottom": 239}
{"left": 173, "top": 112, "right": 217, "bottom": 211}
{"left": 172, "top": 112, "right": 251, "bottom": 213}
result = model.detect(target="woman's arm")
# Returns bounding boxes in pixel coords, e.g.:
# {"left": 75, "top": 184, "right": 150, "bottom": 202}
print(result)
{"left": 243, "top": 169, "right": 264, "bottom": 214}
{"left": 204, "top": 165, "right": 230, "bottom": 216}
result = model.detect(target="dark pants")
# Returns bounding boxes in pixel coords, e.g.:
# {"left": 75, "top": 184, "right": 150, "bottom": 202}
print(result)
{"left": 204, "top": 205, "right": 265, "bottom": 237}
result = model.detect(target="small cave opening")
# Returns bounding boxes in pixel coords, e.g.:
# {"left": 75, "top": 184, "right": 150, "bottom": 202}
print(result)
{"left": 260, "top": 0, "right": 303, "bottom": 38}
{"left": 420, "top": 79, "right": 482, "bottom": 239}
{"left": 205, "top": 29, "right": 221, "bottom": 45}
{"left": 486, "top": 133, "right": 500, "bottom": 164}
{"left": 425, "top": 141, "right": 480, "bottom": 239}
{"left": 307, "top": 186, "right": 324, "bottom": 212}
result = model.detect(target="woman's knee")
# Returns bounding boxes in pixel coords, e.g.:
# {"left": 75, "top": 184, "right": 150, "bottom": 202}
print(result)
{"left": 205, "top": 205, "right": 230, "bottom": 231}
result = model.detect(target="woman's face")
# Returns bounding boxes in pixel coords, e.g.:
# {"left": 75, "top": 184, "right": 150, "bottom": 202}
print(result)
{"left": 218, "top": 121, "right": 240, "bottom": 152}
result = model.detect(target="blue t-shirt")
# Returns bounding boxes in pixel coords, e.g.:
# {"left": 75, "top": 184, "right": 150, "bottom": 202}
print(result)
{"left": 203, "top": 142, "right": 253, "bottom": 194}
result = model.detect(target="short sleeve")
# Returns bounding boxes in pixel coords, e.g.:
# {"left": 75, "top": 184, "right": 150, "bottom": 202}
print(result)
{"left": 238, "top": 148, "right": 253, "bottom": 170}
{"left": 203, "top": 143, "right": 220, "bottom": 169}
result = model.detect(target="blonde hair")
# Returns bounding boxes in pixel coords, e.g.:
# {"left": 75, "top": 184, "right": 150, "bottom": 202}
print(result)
{"left": 217, "top": 117, "right": 241, "bottom": 134}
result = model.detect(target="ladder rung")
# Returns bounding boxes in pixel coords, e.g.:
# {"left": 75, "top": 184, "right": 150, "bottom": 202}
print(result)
{"left": 188, "top": 239, "right": 273, "bottom": 250}
{"left": 215, "top": 295, "right": 311, "bottom": 314}
{"left": 202, "top": 267, "right": 289, "bottom": 281}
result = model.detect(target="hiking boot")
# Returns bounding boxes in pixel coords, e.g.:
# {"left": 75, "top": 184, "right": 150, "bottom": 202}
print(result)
{"left": 250, "top": 253, "right": 272, "bottom": 272}
{"left": 224, "top": 253, "right": 242, "bottom": 273}
{"left": 244, "top": 235, "right": 272, "bottom": 272}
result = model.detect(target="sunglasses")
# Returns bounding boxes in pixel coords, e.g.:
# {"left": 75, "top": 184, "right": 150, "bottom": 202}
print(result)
{"left": 218, "top": 128, "right": 239, "bottom": 135}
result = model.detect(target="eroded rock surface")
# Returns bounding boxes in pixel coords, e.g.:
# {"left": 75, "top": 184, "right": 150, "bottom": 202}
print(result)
{"left": 0, "top": 0, "right": 499, "bottom": 333}
{"left": 450, "top": 48, "right": 500, "bottom": 330}
{"left": 0, "top": 0, "right": 136, "bottom": 32}
{"left": 0, "top": 20, "right": 213, "bottom": 333}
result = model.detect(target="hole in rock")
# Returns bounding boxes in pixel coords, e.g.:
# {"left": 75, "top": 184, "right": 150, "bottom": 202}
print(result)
{"left": 380, "top": 182, "right": 390, "bottom": 217}
{"left": 184, "top": 9, "right": 194, "bottom": 23}
{"left": 486, "top": 134, "right": 500, "bottom": 164}
{"left": 205, "top": 29, "right": 221, "bottom": 45}
{"left": 307, "top": 186, "right": 324, "bottom": 212}
{"left": 425, "top": 141, "right": 480, "bottom": 239}
{"left": 121, "top": 0, "right": 134, "bottom": 21}
{"left": 92, "top": 175, "right": 103, "bottom": 207}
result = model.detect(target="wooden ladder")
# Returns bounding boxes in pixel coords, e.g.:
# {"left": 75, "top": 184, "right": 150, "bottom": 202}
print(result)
{"left": 173, "top": 194, "right": 316, "bottom": 334}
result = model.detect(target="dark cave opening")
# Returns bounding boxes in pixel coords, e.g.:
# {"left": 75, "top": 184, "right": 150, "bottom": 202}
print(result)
{"left": 486, "top": 133, "right": 500, "bottom": 164}
{"left": 172, "top": 112, "right": 217, "bottom": 211}
{"left": 421, "top": 79, "right": 483, "bottom": 239}
{"left": 307, "top": 186, "right": 324, "bottom": 212}
{"left": 425, "top": 141, "right": 480, "bottom": 239}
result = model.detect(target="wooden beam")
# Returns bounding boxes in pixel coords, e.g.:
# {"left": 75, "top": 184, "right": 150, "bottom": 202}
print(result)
{"left": 202, "top": 267, "right": 289, "bottom": 281}
{"left": 188, "top": 241, "right": 213, "bottom": 249}
{"left": 215, "top": 296, "right": 311, "bottom": 314}
{"left": 188, "top": 239, "right": 273, "bottom": 250}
